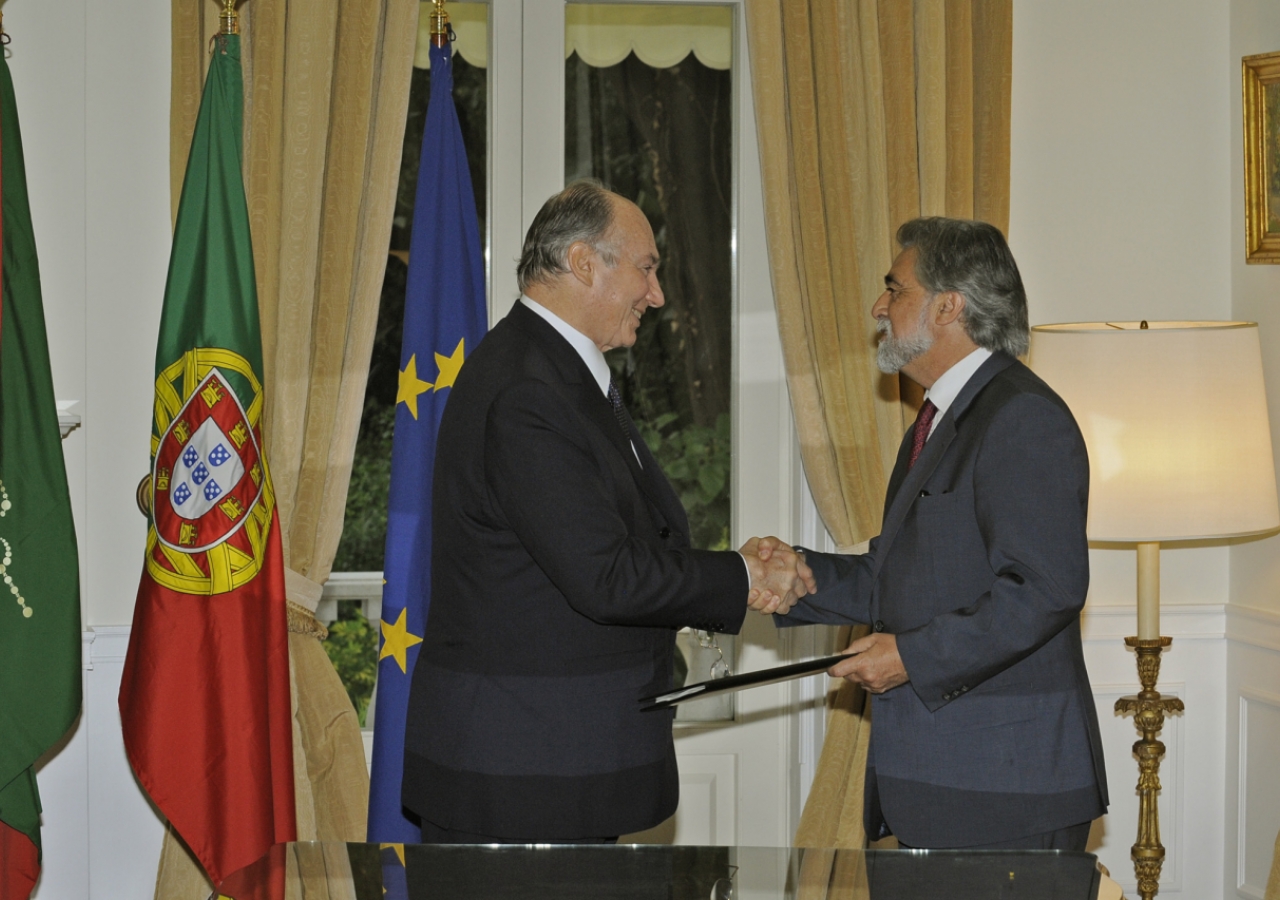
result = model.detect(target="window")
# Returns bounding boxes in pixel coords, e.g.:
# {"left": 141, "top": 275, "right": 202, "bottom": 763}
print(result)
{"left": 327, "top": 2, "right": 769, "bottom": 730}
{"left": 564, "top": 4, "right": 736, "bottom": 720}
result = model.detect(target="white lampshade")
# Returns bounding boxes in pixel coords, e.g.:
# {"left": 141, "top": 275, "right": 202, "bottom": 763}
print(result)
{"left": 1028, "top": 322, "right": 1280, "bottom": 542}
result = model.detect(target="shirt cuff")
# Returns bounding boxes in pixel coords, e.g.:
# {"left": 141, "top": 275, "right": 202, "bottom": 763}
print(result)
{"left": 737, "top": 551, "right": 751, "bottom": 593}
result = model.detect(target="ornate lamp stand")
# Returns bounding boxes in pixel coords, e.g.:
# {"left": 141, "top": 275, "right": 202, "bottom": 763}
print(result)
{"left": 1113, "top": 542, "right": 1185, "bottom": 900}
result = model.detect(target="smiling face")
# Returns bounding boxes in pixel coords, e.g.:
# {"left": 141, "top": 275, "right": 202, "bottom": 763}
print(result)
{"left": 580, "top": 199, "right": 665, "bottom": 352}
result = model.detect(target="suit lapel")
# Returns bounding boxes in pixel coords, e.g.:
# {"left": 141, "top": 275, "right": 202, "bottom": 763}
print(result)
{"left": 871, "top": 417, "right": 956, "bottom": 579}
{"left": 870, "top": 353, "right": 1016, "bottom": 579}
{"left": 508, "top": 302, "right": 683, "bottom": 526}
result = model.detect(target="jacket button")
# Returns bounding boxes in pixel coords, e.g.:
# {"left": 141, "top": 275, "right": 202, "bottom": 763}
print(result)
{"left": 659, "top": 527, "right": 671, "bottom": 539}
{"left": 873, "top": 620, "right": 885, "bottom": 632}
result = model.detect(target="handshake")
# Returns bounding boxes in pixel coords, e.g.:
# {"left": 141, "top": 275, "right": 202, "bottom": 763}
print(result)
{"left": 739, "top": 536, "right": 815, "bottom": 616}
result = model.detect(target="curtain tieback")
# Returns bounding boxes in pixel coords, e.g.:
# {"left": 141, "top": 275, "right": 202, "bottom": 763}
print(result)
{"left": 286, "top": 566, "right": 325, "bottom": 612}
{"left": 285, "top": 567, "right": 328, "bottom": 640}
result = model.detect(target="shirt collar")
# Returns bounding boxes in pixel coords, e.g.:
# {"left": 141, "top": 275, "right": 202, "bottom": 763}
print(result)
{"left": 924, "top": 347, "right": 993, "bottom": 428}
{"left": 521, "top": 295, "right": 612, "bottom": 396}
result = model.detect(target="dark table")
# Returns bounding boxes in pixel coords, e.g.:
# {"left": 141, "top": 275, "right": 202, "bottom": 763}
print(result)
{"left": 217, "top": 842, "right": 1105, "bottom": 900}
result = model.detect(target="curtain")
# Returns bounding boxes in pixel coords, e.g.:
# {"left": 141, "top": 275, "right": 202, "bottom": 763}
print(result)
{"left": 156, "top": 1, "right": 418, "bottom": 894}
{"left": 745, "top": 0, "right": 1012, "bottom": 848}
{"left": 1266, "top": 828, "right": 1280, "bottom": 900}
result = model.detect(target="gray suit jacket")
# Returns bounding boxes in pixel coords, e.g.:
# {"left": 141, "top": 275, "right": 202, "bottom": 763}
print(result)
{"left": 782, "top": 352, "right": 1107, "bottom": 847}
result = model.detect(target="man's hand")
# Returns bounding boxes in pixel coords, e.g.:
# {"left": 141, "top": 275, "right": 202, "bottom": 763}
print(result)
{"left": 739, "top": 536, "right": 816, "bottom": 615}
{"left": 829, "top": 632, "right": 908, "bottom": 693}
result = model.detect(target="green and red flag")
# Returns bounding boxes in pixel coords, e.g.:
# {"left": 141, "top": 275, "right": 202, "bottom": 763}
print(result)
{"left": 119, "top": 33, "right": 295, "bottom": 886}
{"left": 0, "top": 50, "right": 83, "bottom": 900}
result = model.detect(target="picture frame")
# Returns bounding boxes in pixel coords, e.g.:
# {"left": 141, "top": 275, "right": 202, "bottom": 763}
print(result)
{"left": 1243, "top": 50, "right": 1280, "bottom": 263}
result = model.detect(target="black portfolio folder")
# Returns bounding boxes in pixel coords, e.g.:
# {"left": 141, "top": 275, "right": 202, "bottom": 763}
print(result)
{"left": 640, "top": 653, "right": 850, "bottom": 710}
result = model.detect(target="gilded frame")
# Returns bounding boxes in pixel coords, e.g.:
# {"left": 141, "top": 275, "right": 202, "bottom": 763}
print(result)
{"left": 1244, "top": 50, "right": 1280, "bottom": 263}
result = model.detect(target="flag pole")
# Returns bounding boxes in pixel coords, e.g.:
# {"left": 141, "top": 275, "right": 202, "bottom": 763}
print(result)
{"left": 430, "top": 0, "right": 449, "bottom": 48}
{"left": 220, "top": 0, "right": 240, "bottom": 36}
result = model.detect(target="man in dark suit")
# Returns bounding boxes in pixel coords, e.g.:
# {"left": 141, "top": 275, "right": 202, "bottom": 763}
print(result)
{"left": 766, "top": 217, "right": 1107, "bottom": 850}
{"left": 402, "top": 182, "right": 812, "bottom": 843}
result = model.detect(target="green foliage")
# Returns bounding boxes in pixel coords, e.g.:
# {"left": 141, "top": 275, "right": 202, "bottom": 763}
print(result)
{"left": 322, "top": 602, "right": 379, "bottom": 727}
{"left": 635, "top": 412, "right": 732, "bottom": 551}
{"left": 332, "top": 404, "right": 396, "bottom": 572}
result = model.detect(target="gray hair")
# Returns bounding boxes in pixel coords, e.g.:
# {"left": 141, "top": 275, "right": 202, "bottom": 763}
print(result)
{"left": 516, "top": 180, "right": 618, "bottom": 293}
{"left": 896, "top": 217, "right": 1029, "bottom": 357}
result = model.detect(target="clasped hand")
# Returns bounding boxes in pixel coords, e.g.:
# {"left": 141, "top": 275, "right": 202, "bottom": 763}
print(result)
{"left": 739, "top": 536, "right": 816, "bottom": 615}
{"left": 828, "top": 632, "right": 908, "bottom": 693}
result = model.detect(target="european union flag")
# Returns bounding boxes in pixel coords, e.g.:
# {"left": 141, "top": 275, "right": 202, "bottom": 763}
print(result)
{"left": 367, "top": 38, "right": 487, "bottom": 842}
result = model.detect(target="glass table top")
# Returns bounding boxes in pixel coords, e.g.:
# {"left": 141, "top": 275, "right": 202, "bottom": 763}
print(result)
{"left": 216, "top": 842, "right": 1105, "bottom": 900}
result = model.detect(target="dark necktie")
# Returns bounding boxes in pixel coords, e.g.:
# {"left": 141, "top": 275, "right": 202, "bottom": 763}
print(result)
{"left": 908, "top": 400, "right": 938, "bottom": 469}
{"left": 608, "top": 380, "right": 644, "bottom": 469}
{"left": 607, "top": 380, "right": 631, "bottom": 440}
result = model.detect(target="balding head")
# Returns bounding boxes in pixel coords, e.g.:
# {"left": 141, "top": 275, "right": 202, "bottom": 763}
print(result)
{"left": 517, "top": 180, "right": 619, "bottom": 294}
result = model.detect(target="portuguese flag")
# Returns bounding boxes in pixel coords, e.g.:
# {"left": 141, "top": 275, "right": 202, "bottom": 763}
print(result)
{"left": 118, "top": 34, "right": 295, "bottom": 886}
{"left": 0, "top": 51, "right": 83, "bottom": 900}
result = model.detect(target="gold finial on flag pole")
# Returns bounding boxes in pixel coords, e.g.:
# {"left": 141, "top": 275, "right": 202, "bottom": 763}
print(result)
{"left": 430, "top": 0, "right": 449, "bottom": 48}
{"left": 220, "top": 0, "right": 240, "bottom": 36}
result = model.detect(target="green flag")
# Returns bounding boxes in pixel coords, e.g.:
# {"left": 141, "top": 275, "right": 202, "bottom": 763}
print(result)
{"left": 0, "top": 48, "right": 83, "bottom": 893}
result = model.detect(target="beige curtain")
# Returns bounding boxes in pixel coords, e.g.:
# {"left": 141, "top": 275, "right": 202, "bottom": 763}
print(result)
{"left": 1267, "top": 828, "right": 1280, "bottom": 900}
{"left": 745, "top": 0, "right": 1012, "bottom": 849}
{"left": 156, "top": 2, "right": 418, "bottom": 894}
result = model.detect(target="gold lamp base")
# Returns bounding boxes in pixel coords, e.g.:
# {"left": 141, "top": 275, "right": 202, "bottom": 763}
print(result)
{"left": 1114, "top": 636, "right": 1184, "bottom": 900}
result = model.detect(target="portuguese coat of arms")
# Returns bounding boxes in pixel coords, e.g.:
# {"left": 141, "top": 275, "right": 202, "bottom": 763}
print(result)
{"left": 144, "top": 348, "right": 277, "bottom": 596}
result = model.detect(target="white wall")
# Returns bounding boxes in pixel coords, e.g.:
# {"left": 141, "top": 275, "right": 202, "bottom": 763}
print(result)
{"left": 1229, "top": 0, "right": 1280, "bottom": 607}
{"left": 1011, "top": 0, "right": 1234, "bottom": 621}
{"left": 9, "top": 0, "right": 172, "bottom": 630}
{"left": 1227, "top": 2, "right": 1280, "bottom": 899}
{"left": 8, "top": 0, "right": 174, "bottom": 895}
{"left": 1011, "top": 1, "right": 1239, "bottom": 898}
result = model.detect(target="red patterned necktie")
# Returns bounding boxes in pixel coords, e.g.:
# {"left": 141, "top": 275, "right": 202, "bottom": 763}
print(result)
{"left": 908, "top": 400, "right": 938, "bottom": 469}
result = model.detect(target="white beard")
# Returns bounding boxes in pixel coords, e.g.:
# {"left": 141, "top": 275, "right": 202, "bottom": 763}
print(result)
{"left": 876, "top": 309, "right": 934, "bottom": 374}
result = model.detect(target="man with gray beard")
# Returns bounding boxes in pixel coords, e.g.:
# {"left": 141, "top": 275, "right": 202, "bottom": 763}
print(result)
{"left": 762, "top": 217, "right": 1108, "bottom": 850}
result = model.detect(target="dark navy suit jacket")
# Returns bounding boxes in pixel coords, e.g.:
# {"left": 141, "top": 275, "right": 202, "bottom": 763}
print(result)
{"left": 402, "top": 300, "right": 747, "bottom": 839}
{"left": 782, "top": 352, "right": 1108, "bottom": 847}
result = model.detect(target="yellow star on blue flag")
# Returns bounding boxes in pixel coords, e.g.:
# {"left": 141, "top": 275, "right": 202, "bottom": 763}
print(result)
{"left": 432, "top": 338, "right": 466, "bottom": 391}
{"left": 396, "top": 354, "right": 433, "bottom": 419}
{"left": 380, "top": 842, "right": 410, "bottom": 899}
{"left": 378, "top": 609, "right": 423, "bottom": 674}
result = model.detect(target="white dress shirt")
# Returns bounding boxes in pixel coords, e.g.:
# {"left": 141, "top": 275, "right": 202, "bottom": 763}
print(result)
{"left": 521, "top": 295, "right": 612, "bottom": 395}
{"left": 521, "top": 295, "right": 641, "bottom": 469}
{"left": 923, "top": 347, "right": 993, "bottom": 438}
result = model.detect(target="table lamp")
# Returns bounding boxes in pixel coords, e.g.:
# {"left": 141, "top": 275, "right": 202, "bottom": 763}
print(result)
{"left": 1029, "top": 321, "right": 1279, "bottom": 900}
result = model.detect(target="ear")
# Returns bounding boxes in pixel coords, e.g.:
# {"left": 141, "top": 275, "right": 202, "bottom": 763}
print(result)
{"left": 566, "top": 241, "right": 597, "bottom": 287}
{"left": 932, "top": 291, "right": 966, "bottom": 328}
